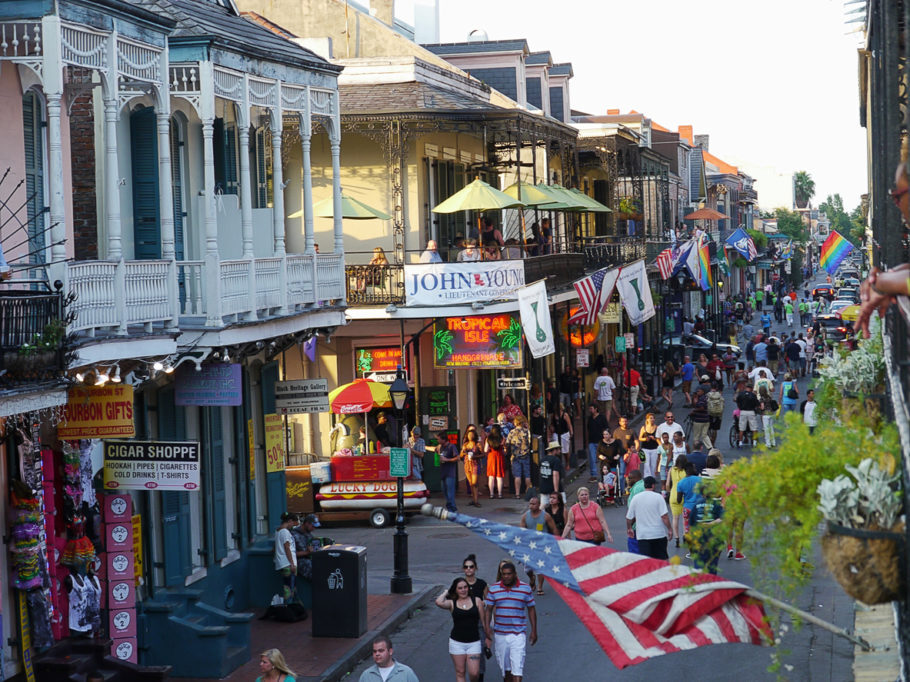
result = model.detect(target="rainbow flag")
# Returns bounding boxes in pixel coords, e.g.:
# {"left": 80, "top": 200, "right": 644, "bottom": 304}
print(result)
{"left": 698, "top": 241, "right": 713, "bottom": 290}
{"left": 820, "top": 230, "right": 854, "bottom": 274}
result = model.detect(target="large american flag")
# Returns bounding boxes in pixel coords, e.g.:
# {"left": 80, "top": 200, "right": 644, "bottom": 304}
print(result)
{"left": 426, "top": 507, "right": 771, "bottom": 669}
{"left": 655, "top": 249, "right": 674, "bottom": 280}
{"left": 570, "top": 267, "right": 619, "bottom": 326}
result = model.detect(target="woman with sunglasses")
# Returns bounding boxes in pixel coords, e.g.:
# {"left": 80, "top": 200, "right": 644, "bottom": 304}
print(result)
{"left": 435, "top": 577, "right": 491, "bottom": 682}
{"left": 461, "top": 555, "right": 489, "bottom": 681}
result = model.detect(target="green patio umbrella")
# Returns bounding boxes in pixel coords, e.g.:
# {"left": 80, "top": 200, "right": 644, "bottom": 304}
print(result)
{"left": 567, "top": 187, "right": 612, "bottom": 212}
{"left": 533, "top": 183, "right": 588, "bottom": 210}
{"left": 312, "top": 193, "right": 392, "bottom": 220}
{"left": 502, "top": 180, "right": 558, "bottom": 206}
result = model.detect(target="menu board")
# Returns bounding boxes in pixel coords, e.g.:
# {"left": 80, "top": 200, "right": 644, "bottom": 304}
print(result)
{"left": 433, "top": 315, "right": 523, "bottom": 369}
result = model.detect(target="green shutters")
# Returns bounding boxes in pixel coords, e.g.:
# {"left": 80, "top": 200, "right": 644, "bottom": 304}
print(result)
{"left": 260, "top": 362, "right": 286, "bottom": 530}
{"left": 158, "top": 387, "right": 192, "bottom": 586}
{"left": 213, "top": 118, "right": 238, "bottom": 195}
{"left": 206, "top": 407, "right": 228, "bottom": 561}
{"left": 22, "top": 91, "right": 46, "bottom": 268}
{"left": 130, "top": 107, "right": 161, "bottom": 259}
{"left": 169, "top": 119, "right": 185, "bottom": 261}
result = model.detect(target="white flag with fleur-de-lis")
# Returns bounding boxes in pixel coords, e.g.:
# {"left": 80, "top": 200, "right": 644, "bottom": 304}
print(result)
{"left": 517, "top": 280, "right": 554, "bottom": 358}
{"left": 616, "top": 259, "right": 655, "bottom": 326}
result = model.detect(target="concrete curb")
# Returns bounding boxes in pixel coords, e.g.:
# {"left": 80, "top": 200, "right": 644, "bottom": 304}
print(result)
{"left": 318, "top": 584, "right": 439, "bottom": 682}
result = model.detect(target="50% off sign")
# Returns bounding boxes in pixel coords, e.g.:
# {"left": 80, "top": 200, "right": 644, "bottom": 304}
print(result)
{"left": 264, "top": 414, "right": 287, "bottom": 473}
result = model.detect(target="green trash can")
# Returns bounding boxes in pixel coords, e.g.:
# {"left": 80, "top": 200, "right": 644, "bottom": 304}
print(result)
{"left": 422, "top": 439, "right": 442, "bottom": 493}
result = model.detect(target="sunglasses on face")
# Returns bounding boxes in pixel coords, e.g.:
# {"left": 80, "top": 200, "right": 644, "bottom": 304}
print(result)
{"left": 463, "top": 564, "right": 476, "bottom": 569}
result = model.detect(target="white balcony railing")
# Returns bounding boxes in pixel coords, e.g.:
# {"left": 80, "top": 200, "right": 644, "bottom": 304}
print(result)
{"left": 65, "top": 252, "right": 341, "bottom": 335}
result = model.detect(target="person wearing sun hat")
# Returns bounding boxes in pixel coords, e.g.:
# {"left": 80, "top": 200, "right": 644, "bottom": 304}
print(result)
{"left": 537, "top": 440, "right": 565, "bottom": 506}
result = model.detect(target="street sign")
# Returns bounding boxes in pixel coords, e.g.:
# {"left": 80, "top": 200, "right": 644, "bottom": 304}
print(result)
{"left": 599, "top": 302, "right": 622, "bottom": 324}
{"left": 364, "top": 371, "right": 398, "bottom": 383}
{"left": 389, "top": 447, "right": 410, "bottom": 478}
{"left": 576, "top": 349, "right": 590, "bottom": 367}
{"left": 274, "top": 379, "right": 329, "bottom": 414}
{"left": 614, "top": 336, "right": 626, "bottom": 353}
{"left": 496, "top": 377, "right": 529, "bottom": 391}
{"left": 624, "top": 332, "right": 635, "bottom": 351}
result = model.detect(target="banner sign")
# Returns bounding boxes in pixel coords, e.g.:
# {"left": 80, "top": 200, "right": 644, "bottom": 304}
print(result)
{"left": 275, "top": 379, "right": 329, "bottom": 415}
{"left": 264, "top": 413, "right": 286, "bottom": 473}
{"left": 103, "top": 441, "right": 200, "bottom": 491}
{"left": 404, "top": 261, "right": 525, "bottom": 306}
{"left": 433, "top": 314, "right": 523, "bottom": 369}
{"left": 517, "top": 280, "right": 555, "bottom": 359}
{"left": 175, "top": 363, "right": 242, "bottom": 406}
{"left": 59, "top": 385, "right": 135, "bottom": 439}
{"left": 355, "top": 346, "right": 404, "bottom": 377}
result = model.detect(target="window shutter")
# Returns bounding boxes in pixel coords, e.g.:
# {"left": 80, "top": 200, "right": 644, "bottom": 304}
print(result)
{"left": 169, "top": 119, "right": 185, "bottom": 261}
{"left": 130, "top": 107, "right": 161, "bottom": 259}
{"left": 158, "top": 387, "right": 192, "bottom": 585}
{"left": 208, "top": 407, "right": 228, "bottom": 560}
{"left": 22, "top": 91, "right": 46, "bottom": 268}
{"left": 260, "top": 363, "right": 286, "bottom": 530}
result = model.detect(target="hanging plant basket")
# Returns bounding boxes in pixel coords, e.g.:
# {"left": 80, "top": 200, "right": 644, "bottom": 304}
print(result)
{"left": 821, "top": 521, "right": 905, "bottom": 604}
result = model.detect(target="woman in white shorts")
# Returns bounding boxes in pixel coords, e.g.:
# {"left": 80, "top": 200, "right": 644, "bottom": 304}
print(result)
{"left": 435, "top": 577, "right": 491, "bottom": 682}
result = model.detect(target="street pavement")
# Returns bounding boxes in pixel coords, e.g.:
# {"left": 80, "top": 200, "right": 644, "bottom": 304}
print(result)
{"left": 330, "top": 273, "right": 855, "bottom": 681}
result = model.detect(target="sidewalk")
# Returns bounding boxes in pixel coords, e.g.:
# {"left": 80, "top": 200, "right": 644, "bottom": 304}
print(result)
{"left": 169, "top": 586, "right": 436, "bottom": 682}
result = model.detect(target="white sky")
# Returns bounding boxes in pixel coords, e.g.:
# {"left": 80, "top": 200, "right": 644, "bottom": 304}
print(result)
{"left": 396, "top": 0, "right": 868, "bottom": 211}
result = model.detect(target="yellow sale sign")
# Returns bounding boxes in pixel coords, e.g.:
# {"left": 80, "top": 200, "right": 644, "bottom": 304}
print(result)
{"left": 264, "top": 413, "right": 286, "bottom": 473}
{"left": 59, "top": 385, "right": 135, "bottom": 439}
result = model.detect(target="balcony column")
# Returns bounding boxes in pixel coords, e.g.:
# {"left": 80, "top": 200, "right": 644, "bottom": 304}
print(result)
{"left": 299, "top": 99, "right": 315, "bottom": 255}
{"left": 40, "top": 16, "right": 66, "bottom": 283}
{"left": 237, "top": 86, "right": 258, "bottom": 321}
{"left": 156, "top": 74, "right": 179, "bottom": 327}
{"left": 330, "top": 100, "right": 343, "bottom": 255}
{"left": 103, "top": 97, "right": 123, "bottom": 261}
{"left": 271, "top": 99, "right": 289, "bottom": 314}
{"left": 271, "top": 95, "right": 286, "bottom": 257}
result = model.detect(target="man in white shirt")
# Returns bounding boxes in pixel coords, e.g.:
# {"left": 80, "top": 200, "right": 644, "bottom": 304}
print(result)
{"left": 683, "top": 317, "right": 695, "bottom": 336}
{"left": 418, "top": 239, "right": 442, "bottom": 263}
{"left": 748, "top": 362, "right": 775, "bottom": 386}
{"left": 655, "top": 411, "right": 685, "bottom": 442}
{"left": 802, "top": 389, "right": 818, "bottom": 435}
{"left": 456, "top": 239, "right": 481, "bottom": 262}
{"left": 625, "top": 476, "right": 672, "bottom": 559}
{"left": 593, "top": 368, "right": 616, "bottom": 418}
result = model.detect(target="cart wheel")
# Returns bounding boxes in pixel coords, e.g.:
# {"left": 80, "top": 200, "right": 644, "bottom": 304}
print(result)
{"left": 729, "top": 424, "right": 737, "bottom": 449}
{"left": 369, "top": 508, "right": 391, "bottom": 528}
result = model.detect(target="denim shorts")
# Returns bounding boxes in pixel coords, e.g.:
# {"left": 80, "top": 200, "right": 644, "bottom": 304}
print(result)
{"left": 511, "top": 456, "right": 531, "bottom": 479}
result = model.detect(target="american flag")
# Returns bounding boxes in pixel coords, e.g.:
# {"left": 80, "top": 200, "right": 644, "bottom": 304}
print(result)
{"left": 425, "top": 507, "right": 771, "bottom": 669}
{"left": 570, "top": 267, "right": 619, "bottom": 325}
{"left": 655, "top": 249, "right": 674, "bottom": 280}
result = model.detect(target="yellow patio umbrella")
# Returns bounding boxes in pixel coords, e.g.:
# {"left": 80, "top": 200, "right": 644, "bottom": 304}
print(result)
{"left": 433, "top": 178, "right": 525, "bottom": 258}
{"left": 312, "top": 194, "right": 392, "bottom": 220}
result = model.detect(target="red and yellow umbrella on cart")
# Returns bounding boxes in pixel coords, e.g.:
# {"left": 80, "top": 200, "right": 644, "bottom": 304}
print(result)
{"left": 328, "top": 378, "right": 392, "bottom": 414}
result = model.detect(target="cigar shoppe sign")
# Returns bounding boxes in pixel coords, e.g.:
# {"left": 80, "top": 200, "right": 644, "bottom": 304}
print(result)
{"left": 433, "top": 314, "right": 523, "bottom": 369}
{"left": 103, "top": 441, "right": 200, "bottom": 491}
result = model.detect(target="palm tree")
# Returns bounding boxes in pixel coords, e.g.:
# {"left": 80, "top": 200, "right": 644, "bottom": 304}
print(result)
{"left": 793, "top": 171, "right": 815, "bottom": 209}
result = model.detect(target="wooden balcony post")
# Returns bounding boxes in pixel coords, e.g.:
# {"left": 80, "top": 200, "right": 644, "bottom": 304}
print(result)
{"left": 115, "top": 259, "right": 127, "bottom": 335}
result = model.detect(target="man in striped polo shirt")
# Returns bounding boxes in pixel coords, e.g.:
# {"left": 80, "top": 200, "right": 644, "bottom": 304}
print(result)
{"left": 484, "top": 562, "right": 537, "bottom": 681}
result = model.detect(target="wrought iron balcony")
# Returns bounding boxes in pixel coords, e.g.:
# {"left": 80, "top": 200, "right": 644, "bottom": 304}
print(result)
{"left": 582, "top": 236, "right": 648, "bottom": 270}
{"left": 0, "top": 289, "right": 66, "bottom": 382}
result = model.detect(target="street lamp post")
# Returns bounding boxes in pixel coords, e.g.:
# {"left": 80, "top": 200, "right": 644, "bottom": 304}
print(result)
{"left": 389, "top": 366, "right": 412, "bottom": 594}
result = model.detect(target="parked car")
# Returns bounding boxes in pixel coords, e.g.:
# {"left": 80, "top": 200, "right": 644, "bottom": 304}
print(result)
{"left": 812, "top": 314, "right": 853, "bottom": 342}
{"left": 812, "top": 285, "right": 835, "bottom": 300}
{"left": 640, "top": 333, "right": 742, "bottom": 367}
{"left": 836, "top": 287, "right": 860, "bottom": 303}
{"left": 828, "top": 299, "right": 854, "bottom": 315}
{"left": 842, "top": 277, "right": 861, "bottom": 288}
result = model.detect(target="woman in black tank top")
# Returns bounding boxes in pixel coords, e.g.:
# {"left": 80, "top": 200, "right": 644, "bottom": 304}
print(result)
{"left": 435, "top": 577, "right": 492, "bottom": 682}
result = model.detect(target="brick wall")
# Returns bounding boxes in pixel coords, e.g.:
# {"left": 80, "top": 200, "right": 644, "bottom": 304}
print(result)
{"left": 69, "top": 69, "right": 98, "bottom": 260}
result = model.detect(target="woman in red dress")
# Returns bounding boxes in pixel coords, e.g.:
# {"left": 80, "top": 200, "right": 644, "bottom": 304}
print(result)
{"left": 484, "top": 424, "right": 506, "bottom": 499}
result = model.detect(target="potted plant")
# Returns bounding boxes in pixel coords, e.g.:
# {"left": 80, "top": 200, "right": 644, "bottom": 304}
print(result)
{"left": 818, "top": 458, "right": 904, "bottom": 604}
{"left": 3, "top": 318, "right": 67, "bottom": 375}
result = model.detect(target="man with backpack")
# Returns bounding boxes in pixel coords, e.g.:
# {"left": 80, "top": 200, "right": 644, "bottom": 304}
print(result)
{"left": 706, "top": 383, "right": 725, "bottom": 446}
